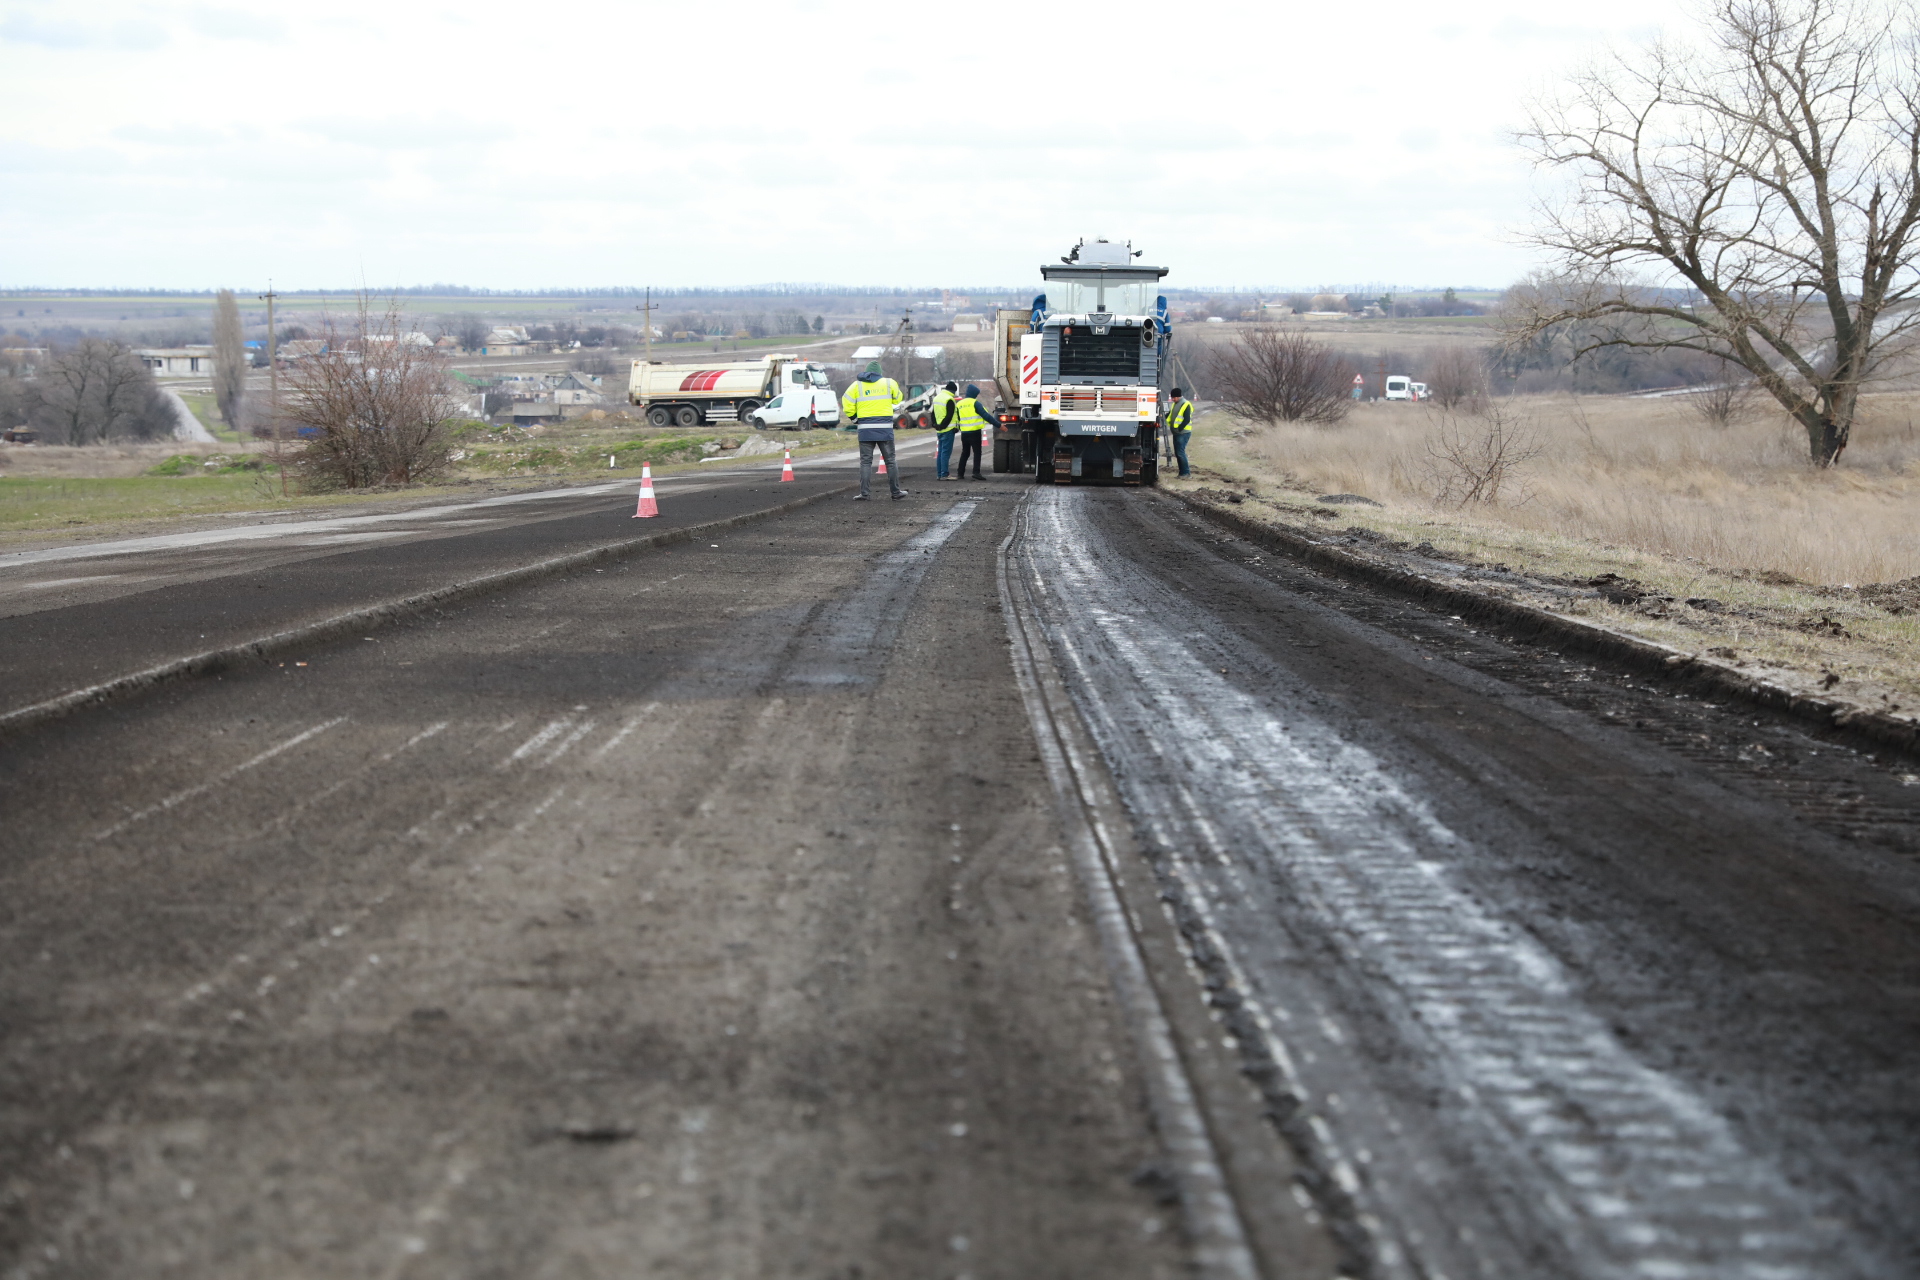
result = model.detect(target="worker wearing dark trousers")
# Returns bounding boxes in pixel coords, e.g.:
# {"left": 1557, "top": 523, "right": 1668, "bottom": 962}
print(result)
{"left": 932, "top": 382, "right": 959, "bottom": 480}
{"left": 1167, "top": 387, "right": 1193, "bottom": 478}
{"left": 954, "top": 384, "right": 988, "bottom": 480}
{"left": 839, "top": 360, "right": 907, "bottom": 500}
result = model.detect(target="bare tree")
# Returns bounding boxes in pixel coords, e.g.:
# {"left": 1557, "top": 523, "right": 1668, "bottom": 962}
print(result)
{"left": 1423, "top": 401, "right": 1544, "bottom": 505}
{"left": 1513, "top": 0, "right": 1920, "bottom": 466}
{"left": 1425, "top": 345, "right": 1492, "bottom": 410}
{"left": 285, "top": 300, "right": 455, "bottom": 488}
{"left": 454, "top": 314, "right": 490, "bottom": 353}
{"left": 1210, "top": 326, "right": 1356, "bottom": 424}
{"left": 212, "top": 288, "right": 247, "bottom": 432}
{"left": 35, "top": 339, "right": 173, "bottom": 444}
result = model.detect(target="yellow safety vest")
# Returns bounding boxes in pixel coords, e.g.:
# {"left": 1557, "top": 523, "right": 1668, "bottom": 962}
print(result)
{"left": 841, "top": 376, "right": 903, "bottom": 422}
{"left": 931, "top": 389, "right": 958, "bottom": 432}
{"left": 956, "top": 397, "right": 989, "bottom": 432}
{"left": 1167, "top": 399, "right": 1193, "bottom": 431}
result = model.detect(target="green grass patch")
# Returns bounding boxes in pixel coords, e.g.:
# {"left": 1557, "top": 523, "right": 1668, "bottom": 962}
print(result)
{"left": 146, "top": 452, "right": 268, "bottom": 476}
{"left": 0, "top": 476, "right": 295, "bottom": 531}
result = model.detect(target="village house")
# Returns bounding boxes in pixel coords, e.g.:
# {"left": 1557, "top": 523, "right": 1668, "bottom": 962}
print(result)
{"left": 482, "top": 327, "right": 533, "bottom": 357}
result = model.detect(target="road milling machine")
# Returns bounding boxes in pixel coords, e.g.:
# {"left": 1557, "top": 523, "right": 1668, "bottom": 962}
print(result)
{"left": 990, "top": 239, "right": 1171, "bottom": 485}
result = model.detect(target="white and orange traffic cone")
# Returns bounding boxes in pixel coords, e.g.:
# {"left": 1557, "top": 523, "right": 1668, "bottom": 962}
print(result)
{"left": 633, "top": 464, "right": 659, "bottom": 518}
{"left": 874, "top": 451, "right": 888, "bottom": 476}
{"left": 780, "top": 448, "right": 795, "bottom": 482}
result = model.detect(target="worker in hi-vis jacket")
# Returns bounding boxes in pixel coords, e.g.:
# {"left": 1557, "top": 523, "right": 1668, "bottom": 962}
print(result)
{"left": 1166, "top": 387, "right": 1193, "bottom": 478}
{"left": 931, "top": 381, "right": 959, "bottom": 480}
{"left": 953, "top": 385, "right": 990, "bottom": 481}
{"left": 840, "top": 361, "right": 907, "bottom": 500}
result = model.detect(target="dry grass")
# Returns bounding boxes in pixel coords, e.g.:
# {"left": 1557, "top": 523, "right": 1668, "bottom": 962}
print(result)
{"left": 1183, "top": 393, "right": 1920, "bottom": 704}
{"left": 0, "top": 441, "right": 237, "bottom": 479}
{"left": 1214, "top": 393, "right": 1920, "bottom": 586}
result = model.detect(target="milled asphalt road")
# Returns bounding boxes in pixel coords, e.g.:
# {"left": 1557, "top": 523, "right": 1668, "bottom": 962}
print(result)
{"left": 1, "top": 461, "right": 1916, "bottom": 1279}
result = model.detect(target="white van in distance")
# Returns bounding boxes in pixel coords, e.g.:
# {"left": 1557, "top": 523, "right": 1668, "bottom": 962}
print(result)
{"left": 1384, "top": 375, "right": 1414, "bottom": 401}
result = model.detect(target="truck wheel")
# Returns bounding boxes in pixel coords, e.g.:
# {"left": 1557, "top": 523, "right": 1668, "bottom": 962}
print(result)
{"left": 1010, "top": 438, "right": 1027, "bottom": 472}
{"left": 736, "top": 399, "right": 761, "bottom": 425}
{"left": 674, "top": 405, "right": 700, "bottom": 428}
{"left": 647, "top": 406, "right": 672, "bottom": 427}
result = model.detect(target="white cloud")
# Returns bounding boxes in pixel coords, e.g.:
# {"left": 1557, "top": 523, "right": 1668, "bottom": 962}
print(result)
{"left": 0, "top": 0, "right": 1681, "bottom": 290}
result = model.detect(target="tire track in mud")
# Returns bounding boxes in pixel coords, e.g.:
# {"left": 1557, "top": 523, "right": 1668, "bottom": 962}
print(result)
{"left": 1012, "top": 487, "right": 1848, "bottom": 1280}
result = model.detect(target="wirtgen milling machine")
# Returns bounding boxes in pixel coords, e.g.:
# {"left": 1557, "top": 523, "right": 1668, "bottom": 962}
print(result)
{"left": 990, "top": 238, "right": 1171, "bottom": 485}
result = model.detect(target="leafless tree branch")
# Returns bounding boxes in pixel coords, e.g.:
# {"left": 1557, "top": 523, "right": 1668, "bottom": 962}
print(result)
{"left": 1511, "top": 0, "right": 1920, "bottom": 464}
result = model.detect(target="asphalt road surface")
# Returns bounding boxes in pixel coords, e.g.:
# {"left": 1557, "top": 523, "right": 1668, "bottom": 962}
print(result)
{"left": 2, "top": 455, "right": 1916, "bottom": 1279}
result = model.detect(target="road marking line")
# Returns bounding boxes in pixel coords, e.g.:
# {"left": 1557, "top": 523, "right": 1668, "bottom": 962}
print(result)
{"left": 94, "top": 717, "right": 347, "bottom": 840}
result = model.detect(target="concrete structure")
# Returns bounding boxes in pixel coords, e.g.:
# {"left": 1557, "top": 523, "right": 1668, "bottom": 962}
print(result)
{"left": 136, "top": 347, "right": 216, "bottom": 375}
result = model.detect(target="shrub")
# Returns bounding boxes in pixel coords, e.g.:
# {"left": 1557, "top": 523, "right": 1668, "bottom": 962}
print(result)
{"left": 1211, "top": 327, "right": 1356, "bottom": 425}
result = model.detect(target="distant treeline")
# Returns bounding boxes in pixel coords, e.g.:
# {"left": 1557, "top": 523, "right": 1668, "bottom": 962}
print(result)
{"left": 4, "top": 285, "right": 1011, "bottom": 300}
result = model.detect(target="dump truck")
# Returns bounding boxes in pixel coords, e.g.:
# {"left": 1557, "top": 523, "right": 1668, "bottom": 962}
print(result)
{"left": 628, "top": 354, "right": 839, "bottom": 428}
{"left": 990, "top": 239, "right": 1170, "bottom": 484}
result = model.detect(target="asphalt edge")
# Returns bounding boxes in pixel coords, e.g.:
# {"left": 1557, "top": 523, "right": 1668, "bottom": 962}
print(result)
{"left": 0, "top": 483, "right": 855, "bottom": 739}
{"left": 1167, "top": 489, "right": 1920, "bottom": 762}
{"left": 996, "top": 507, "right": 1262, "bottom": 1280}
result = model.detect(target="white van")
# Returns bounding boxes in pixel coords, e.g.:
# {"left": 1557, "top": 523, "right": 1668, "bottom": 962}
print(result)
{"left": 1384, "top": 375, "right": 1413, "bottom": 401}
{"left": 748, "top": 364, "right": 841, "bottom": 429}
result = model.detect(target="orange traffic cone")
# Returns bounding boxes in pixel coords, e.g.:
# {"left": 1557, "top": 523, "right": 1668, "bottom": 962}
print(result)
{"left": 781, "top": 448, "right": 795, "bottom": 482}
{"left": 633, "top": 464, "right": 659, "bottom": 518}
{"left": 875, "top": 451, "right": 888, "bottom": 476}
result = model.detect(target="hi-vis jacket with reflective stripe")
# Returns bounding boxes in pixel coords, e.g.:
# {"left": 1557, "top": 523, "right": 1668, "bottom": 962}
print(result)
{"left": 1167, "top": 398, "right": 1193, "bottom": 431}
{"left": 931, "top": 388, "right": 958, "bottom": 432}
{"left": 841, "top": 376, "right": 903, "bottom": 423}
{"left": 955, "top": 397, "right": 989, "bottom": 432}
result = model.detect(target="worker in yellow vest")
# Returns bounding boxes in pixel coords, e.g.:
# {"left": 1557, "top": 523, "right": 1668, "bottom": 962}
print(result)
{"left": 1166, "top": 386, "right": 1193, "bottom": 478}
{"left": 931, "top": 381, "right": 959, "bottom": 480}
{"left": 954, "top": 384, "right": 990, "bottom": 481}
{"left": 839, "top": 360, "right": 907, "bottom": 500}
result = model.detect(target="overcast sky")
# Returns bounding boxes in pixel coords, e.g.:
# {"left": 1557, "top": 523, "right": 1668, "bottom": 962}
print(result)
{"left": 0, "top": 0, "right": 1675, "bottom": 292}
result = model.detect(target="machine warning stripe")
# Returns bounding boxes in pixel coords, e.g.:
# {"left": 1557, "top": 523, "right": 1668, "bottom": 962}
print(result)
{"left": 1022, "top": 355, "right": 1041, "bottom": 384}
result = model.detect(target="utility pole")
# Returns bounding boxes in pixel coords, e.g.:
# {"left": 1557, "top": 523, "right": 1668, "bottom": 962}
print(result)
{"left": 897, "top": 310, "right": 912, "bottom": 388}
{"left": 633, "top": 288, "right": 657, "bottom": 419}
{"left": 258, "top": 281, "right": 284, "bottom": 496}
{"left": 634, "top": 287, "right": 656, "bottom": 365}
